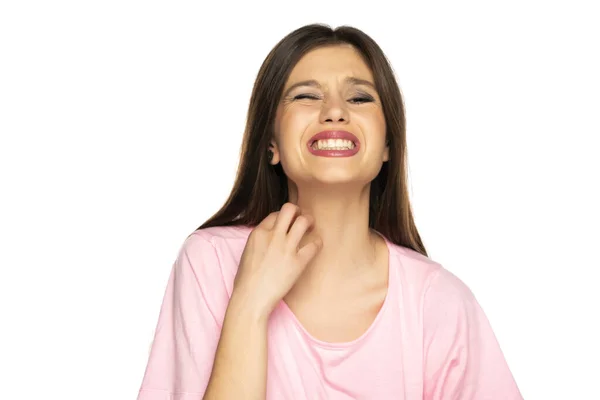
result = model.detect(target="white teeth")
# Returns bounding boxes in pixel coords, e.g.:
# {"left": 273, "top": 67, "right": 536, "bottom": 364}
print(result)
{"left": 314, "top": 139, "right": 355, "bottom": 150}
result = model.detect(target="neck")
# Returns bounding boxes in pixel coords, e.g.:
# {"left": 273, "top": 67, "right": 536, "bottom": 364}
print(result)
{"left": 288, "top": 181, "right": 380, "bottom": 285}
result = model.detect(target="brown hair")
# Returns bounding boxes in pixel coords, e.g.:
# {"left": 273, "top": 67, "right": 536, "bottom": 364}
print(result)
{"left": 197, "top": 23, "right": 427, "bottom": 257}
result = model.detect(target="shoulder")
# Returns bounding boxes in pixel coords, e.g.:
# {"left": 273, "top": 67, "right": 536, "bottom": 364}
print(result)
{"left": 183, "top": 224, "right": 253, "bottom": 264}
{"left": 186, "top": 224, "right": 253, "bottom": 244}
{"left": 387, "top": 242, "right": 443, "bottom": 293}
{"left": 179, "top": 225, "right": 253, "bottom": 296}
{"left": 388, "top": 242, "right": 474, "bottom": 304}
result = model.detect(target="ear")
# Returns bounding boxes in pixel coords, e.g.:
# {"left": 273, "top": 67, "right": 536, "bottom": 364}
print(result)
{"left": 269, "top": 140, "right": 281, "bottom": 165}
{"left": 383, "top": 139, "right": 390, "bottom": 162}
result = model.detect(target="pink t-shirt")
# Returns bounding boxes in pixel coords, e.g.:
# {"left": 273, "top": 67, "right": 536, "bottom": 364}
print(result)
{"left": 137, "top": 225, "right": 523, "bottom": 400}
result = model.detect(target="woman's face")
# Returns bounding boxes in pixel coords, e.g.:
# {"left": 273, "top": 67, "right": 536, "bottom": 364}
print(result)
{"left": 272, "top": 44, "right": 389, "bottom": 188}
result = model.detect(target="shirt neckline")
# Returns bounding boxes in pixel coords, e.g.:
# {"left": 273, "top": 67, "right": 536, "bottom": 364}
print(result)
{"left": 277, "top": 229, "right": 393, "bottom": 350}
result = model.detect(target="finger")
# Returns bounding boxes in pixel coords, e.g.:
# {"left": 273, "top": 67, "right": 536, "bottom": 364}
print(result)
{"left": 286, "top": 214, "right": 313, "bottom": 249}
{"left": 257, "top": 211, "right": 280, "bottom": 231}
{"left": 296, "top": 238, "right": 322, "bottom": 266}
{"left": 273, "top": 203, "right": 300, "bottom": 235}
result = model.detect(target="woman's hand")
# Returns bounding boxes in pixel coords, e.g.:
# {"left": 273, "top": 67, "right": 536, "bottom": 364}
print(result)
{"left": 232, "top": 202, "right": 322, "bottom": 318}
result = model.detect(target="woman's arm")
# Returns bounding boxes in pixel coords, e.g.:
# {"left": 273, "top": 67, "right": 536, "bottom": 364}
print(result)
{"left": 137, "top": 204, "right": 320, "bottom": 400}
{"left": 203, "top": 290, "right": 269, "bottom": 400}
{"left": 204, "top": 203, "right": 322, "bottom": 400}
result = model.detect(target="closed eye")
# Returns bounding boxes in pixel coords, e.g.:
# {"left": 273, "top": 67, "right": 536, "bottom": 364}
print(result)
{"left": 293, "top": 94, "right": 374, "bottom": 104}
{"left": 293, "top": 94, "right": 320, "bottom": 101}
{"left": 349, "top": 96, "right": 374, "bottom": 104}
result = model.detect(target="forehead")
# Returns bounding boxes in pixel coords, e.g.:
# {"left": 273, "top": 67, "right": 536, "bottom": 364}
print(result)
{"left": 286, "top": 44, "right": 374, "bottom": 84}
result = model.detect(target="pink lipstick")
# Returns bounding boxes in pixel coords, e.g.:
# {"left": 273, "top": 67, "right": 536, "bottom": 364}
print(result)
{"left": 306, "top": 130, "right": 360, "bottom": 157}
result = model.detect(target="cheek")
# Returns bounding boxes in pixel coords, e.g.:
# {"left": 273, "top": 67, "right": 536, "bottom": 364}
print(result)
{"left": 282, "top": 106, "right": 315, "bottom": 127}
{"left": 363, "top": 107, "right": 385, "bottom": 127}
{"left": 356, "top": 109, "right": 386, "bottom": 139}
{"left": 279, "top": 138, "right": 307, "bottom": 168}
{"left": 278, "top": 108, "right": 315, "bottom": 144}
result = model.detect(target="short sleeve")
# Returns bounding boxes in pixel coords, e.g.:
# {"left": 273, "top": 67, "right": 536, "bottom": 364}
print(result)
{"left": 422, "top": 267, "right": 523, "bottom": 400}
{"left": 137, "top": 232, "right": 230, "bottom": 400}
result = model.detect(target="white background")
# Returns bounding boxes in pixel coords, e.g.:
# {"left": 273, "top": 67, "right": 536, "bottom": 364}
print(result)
{"left": 1, "top": 1, "right": 598, "bottom": 399}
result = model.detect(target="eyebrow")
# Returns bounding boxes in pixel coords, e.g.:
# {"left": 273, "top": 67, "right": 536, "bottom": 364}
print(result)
{"left": 282, "top": 77, "right": 376, "bottom": 98}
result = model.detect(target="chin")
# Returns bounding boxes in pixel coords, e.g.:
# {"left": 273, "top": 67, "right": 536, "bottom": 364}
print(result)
{"left": 309, "top": 171, "right": 368, "bottom": 186}
{"left": 286, "top": 165, "right": 378, "bottom": 187}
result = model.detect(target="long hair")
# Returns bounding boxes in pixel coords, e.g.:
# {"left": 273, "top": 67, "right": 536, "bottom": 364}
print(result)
{"left": 197, "top": 23, "right": 428, "bottom": 257}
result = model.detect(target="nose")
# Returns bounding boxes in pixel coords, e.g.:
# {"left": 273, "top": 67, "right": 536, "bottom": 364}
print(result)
{"left": 323, "top": 115, "right": 346, "bottom": 123}
{"left": 319, "top": 95, "right": 349, "bottom": 124}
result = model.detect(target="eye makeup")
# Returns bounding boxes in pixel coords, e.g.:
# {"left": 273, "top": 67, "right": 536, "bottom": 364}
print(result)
{"left": 292, "top": 92, "right": 375, "bottom": 104}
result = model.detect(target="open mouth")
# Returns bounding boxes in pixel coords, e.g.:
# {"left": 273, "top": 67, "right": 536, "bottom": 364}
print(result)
{"left": 306, "top": 130, "right": 360, "bottom": 157}
{"left": 310, "top": 138, "right": 357, "bottom": 151}
{"left": 306, "top": 132, "right": 360, "bottom": 157}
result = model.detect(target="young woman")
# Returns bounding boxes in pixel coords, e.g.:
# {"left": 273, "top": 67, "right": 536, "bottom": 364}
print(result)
{"left": 137, "top": 23, "right": 523, "bottom": 400}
